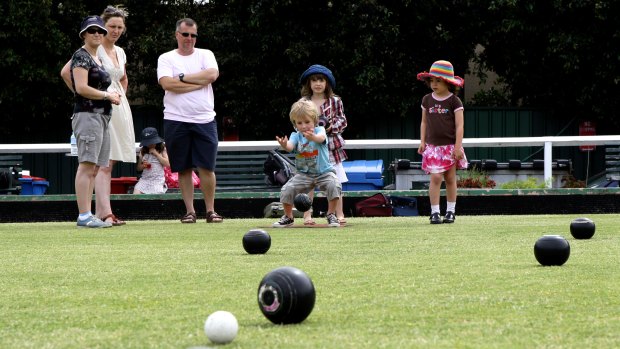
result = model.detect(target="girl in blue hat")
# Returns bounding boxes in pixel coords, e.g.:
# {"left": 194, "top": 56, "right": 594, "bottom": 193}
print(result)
{"left": 298, "top": 64, "right": 348, "bottom": 225}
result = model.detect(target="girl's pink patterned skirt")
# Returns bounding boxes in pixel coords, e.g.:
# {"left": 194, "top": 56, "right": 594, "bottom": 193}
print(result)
{"left": 421, "top": 144, "right": 468, "bottom": 174}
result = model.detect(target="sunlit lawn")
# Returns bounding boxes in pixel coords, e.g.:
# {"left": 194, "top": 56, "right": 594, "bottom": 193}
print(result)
{"left": 1, "top": 215, "right": 619, "bottom": 348}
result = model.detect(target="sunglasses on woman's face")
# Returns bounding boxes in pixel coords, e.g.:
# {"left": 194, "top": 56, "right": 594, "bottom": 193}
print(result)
{"left": 179, "top": 32, "right": 198, "bottom": 38}
{"left": 86, "top": 27, "right": 106, "bottom": 35}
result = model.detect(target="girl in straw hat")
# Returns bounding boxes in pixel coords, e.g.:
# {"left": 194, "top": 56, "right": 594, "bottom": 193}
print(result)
{"left": 417, "top": 60, "right": 468, "bottom": 224}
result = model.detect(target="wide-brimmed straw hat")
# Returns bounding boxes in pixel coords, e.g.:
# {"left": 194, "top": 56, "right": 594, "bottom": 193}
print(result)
{"left": 299, "top": 64, "right": 336, "bottom": 88}
{"left": 139, "top": 127, "right": 164, "bottom": 147}
{"left": 79, "top": 15, "right": 108, "bottom": 38}
{"left": 417, "top": 60, "right": 464, "bottom": 87}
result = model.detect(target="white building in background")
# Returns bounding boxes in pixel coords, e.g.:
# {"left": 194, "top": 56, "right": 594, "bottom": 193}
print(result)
{"left": 463, "top": 44, "right": 507, "bottom": 104}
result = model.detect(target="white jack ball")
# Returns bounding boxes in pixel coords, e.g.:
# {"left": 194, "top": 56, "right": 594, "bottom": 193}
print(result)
{"left": 204, "top": 310, "right": 238, "bottom": 344}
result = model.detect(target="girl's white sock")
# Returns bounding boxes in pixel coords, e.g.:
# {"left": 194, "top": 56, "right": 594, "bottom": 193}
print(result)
{"left": 446, "top": 201, "right": 456, "bottom": 213}
{"left": 431, "top": 205, "right": 440, "bottom": 214}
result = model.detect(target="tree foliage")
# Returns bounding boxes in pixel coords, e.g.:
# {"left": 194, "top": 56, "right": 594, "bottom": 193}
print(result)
{"left": 0, "top": 0, "right": 77, "bottom": 138}
{"left": 177, "top": 0, "right": 481, "bottom": 138}
{"left": 0, "top": 1, "right": 618, "bottom": 141}
{"left": 474, "top": 0, "right": 620, "bottom": 128}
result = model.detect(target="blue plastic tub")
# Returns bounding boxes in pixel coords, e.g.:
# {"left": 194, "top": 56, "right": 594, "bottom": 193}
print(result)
{"left": 341, "top": 160, "right": 384, "bottom": 191}
{"left": 18, "top": 178, "right": 49, "bottom": 195}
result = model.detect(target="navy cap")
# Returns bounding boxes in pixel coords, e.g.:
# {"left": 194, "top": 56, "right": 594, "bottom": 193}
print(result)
{"left": 139, "top": 127, "right": 164, "bottom": 147}
{"left": 79, "top": 15, "right": 107, "bottom": 38}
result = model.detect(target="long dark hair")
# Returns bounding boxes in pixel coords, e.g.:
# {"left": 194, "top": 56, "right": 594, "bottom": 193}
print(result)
{"left": 140, "top": 142, "right": 165, "bottom": 156}
{"left": 300, "top": 74, "right": 335, "bottom": 98}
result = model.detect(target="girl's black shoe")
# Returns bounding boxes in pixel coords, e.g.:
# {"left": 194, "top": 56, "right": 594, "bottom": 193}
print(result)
{"left": 443, "top": 211, "right": 455, "bottom": 223}
{"left": 430, "top": 212, "right": 442, "bottom": 224}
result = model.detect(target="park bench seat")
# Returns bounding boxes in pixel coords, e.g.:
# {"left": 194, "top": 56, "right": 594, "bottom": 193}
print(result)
{"left": 215, "top": 151, "right": 294, "bottom": 192}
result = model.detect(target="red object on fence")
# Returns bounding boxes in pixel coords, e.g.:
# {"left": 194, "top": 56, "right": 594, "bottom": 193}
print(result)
{"left": 579, "top": 121, "right": 596, "bottom": 152}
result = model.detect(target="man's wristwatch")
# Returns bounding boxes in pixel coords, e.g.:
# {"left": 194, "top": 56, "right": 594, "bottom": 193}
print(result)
{"left": 179, "top": 73, "right": 185, "bottom": 82}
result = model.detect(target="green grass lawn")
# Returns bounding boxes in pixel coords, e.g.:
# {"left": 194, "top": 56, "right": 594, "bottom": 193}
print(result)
{"left": 1, "top": 215, "right": 619, "bottom": 348}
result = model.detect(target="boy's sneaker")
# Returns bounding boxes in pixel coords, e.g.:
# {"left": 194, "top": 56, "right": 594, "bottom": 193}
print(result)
{"left": 272, "top": 215, "right": 294, "bottom": 228}
{"left": 77, "top": 215, "right": 112, "bottom": 228}
{"left": 326, "top": 213, "right": 340, "bottom": 227}
{"left": 443, "top": 211, "right": 456, "bottom": 224}
{"left": 430, "top": 212, "right": 442, "bottom": 224}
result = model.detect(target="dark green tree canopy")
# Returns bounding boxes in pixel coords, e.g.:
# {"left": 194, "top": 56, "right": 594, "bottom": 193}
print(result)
{"left": 1, "top": 0, "right": 618, "bottom": 141}
{"left": 473, "top": 0, "right": 620, "bottom": 120}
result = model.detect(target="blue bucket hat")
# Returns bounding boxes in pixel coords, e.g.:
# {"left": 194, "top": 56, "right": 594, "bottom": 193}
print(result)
{"left": 79, "top": 15, "right": 107, "bottom": 38}
{"left": 299, "top": 64, "right": 336, "bottom": 88}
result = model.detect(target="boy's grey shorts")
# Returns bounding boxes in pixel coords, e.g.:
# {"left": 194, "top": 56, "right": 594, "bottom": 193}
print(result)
{"left": 71, "top": 112, "right": 111, "bottom": 167}
{"left": 280, "top": 171, "right": 342, "bottom": 204}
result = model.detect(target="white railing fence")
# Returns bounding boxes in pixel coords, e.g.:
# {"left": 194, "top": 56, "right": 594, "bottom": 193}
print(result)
{"left": 2, "top": 135, "right": 620, "bottom": 188}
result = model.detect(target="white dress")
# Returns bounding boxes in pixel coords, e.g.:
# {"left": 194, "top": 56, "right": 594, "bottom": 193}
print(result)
{"left": 134, "top": 154, "right": 167, "bottom": 194}
{"left": 98, "top": 45, "right": 136, "bottom": 163}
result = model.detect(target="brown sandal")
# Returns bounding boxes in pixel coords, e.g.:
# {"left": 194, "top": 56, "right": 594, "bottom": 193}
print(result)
{"left": 181, "top": 212, "right": 197, "bottom": 224}
{"left": 102, "top": 214, "right": 126, "bottom": 226}
{"left": 206, "top": 211, "right": 223, "bottom": 223}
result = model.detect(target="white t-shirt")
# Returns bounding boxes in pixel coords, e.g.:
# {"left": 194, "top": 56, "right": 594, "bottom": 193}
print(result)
{"left": 157, "top": 48, "right": 219, "bottom": 123}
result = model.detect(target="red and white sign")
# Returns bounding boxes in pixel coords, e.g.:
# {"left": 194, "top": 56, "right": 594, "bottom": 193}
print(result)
{"left": 579, "top": 121, "right": 596, "bottom": 152}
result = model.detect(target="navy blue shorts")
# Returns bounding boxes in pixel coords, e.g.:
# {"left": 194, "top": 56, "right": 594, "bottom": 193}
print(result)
{"left": 164, "top": 119, "right": 218, "bottom": 173}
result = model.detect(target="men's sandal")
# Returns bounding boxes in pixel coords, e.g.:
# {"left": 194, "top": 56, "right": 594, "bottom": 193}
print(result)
{"left": 181, "top": 212, "right": 197, "bottom": 223}
{"left": 207, "top": 211, "right": 223, "bottom": 223}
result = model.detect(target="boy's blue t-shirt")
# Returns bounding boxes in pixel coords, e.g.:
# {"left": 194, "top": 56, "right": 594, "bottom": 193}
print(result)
{"left": 289, "top": 126, "right": 334, "bottom": 176}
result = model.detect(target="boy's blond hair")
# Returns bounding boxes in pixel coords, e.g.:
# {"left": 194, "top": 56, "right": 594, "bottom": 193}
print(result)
{"left": 289, "top": 99, "right": 319, "bottom": 126}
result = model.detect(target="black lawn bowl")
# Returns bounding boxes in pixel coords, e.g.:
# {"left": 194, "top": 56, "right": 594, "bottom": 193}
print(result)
{"left": 257, "top": 266, "right": 316, "bottom": 324}
{"left": 570, "top": 217, "right": 596, "bottom": 239}
{"left": 534, "top": 235, "right": 570, "bottom": 266}
{"left": 242, "top": 229, "right": 271, "bottom": 254}
{"left": 293, "top": 193, "right": 313, "bottom": 212}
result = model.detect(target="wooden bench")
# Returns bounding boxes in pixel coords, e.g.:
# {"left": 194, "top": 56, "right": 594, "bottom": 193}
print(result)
{"left": 0, "top": 155, "right": 23, "bottom": 194}
{"left": 215, "top": 150, "right": 295, "bottom": 192}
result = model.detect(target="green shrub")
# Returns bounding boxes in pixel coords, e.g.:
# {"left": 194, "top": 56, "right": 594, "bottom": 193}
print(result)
{"left": 457, "top": 168, "right": 496, "bottom": 188}
{"left": 500, "top": 177, "right": 548, "bottom": 189}
{"left": 561, "top": 174, "right": 586, "bottom": 188}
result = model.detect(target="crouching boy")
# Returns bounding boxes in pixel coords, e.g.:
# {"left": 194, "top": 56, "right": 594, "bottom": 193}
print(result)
{"left": 273, "top": 99, "right": 342, "bottom": 228}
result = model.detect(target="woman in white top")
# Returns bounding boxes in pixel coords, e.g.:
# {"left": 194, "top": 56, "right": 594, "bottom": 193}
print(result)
{"left": 62, "top": 6, "right": 135, "bottom": 226}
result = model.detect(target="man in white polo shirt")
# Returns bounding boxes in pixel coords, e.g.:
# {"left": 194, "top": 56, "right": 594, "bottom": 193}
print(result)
{"left": 157, "top": 17, "right": 223, "bottom": 224}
